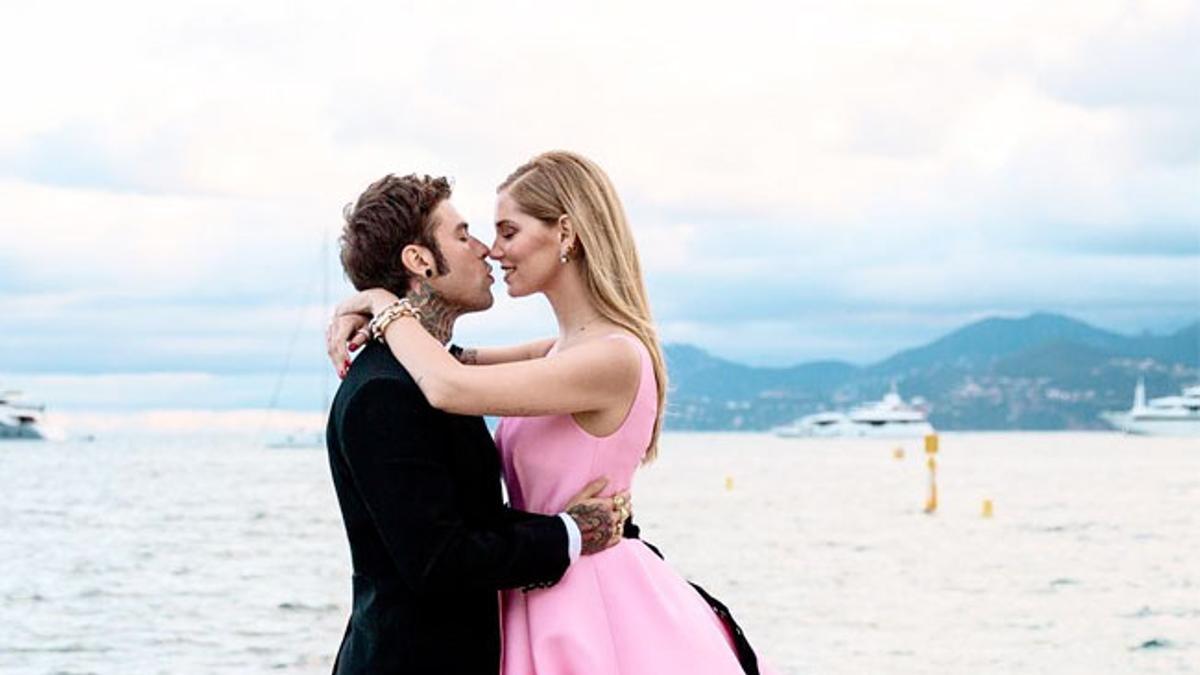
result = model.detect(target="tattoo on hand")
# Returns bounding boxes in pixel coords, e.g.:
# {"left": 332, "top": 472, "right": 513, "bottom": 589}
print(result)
{"left": 567, "top": 502, "right": 616, "bottom": 555}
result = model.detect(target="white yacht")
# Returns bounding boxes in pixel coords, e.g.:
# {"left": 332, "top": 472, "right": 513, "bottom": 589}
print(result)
{"left": 0, "top": 390, "right": 49, "bottom": 440}
{"left": 1102, "top": 379, "right": 1200, "bottom": 436}
{"left": 774, "top": 384, "right": 935, "bottom": 438}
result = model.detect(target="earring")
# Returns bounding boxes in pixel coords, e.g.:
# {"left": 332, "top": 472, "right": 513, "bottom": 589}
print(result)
{"left": 424, "top": 269, "right": 433, "bottom": 278}
{"left": 559, "top": 251, "right": 569, "bottom": 264}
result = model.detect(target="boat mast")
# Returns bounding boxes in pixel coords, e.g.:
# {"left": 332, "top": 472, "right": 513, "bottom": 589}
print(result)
{"left": 321, "top": 225, "right": 331, "bottom": 412}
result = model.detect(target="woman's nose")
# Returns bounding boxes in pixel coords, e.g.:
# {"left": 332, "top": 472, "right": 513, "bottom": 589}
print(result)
{"left": 487, "top": 241, "right": 504, "bottom": 260}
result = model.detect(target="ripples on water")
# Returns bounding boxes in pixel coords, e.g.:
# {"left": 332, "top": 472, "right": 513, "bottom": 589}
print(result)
{"left": 1, "top": 433, "right": 1197, "bottom": 674}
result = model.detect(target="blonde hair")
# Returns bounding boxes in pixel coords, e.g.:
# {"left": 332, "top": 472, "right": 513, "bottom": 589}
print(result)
{"left": 499, "top": 151, "right": 668, "bottom": 462}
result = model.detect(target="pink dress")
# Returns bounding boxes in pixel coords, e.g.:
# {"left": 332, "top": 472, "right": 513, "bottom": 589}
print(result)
{"left": 496, "top": 334, "right": 773, "bottom": 675}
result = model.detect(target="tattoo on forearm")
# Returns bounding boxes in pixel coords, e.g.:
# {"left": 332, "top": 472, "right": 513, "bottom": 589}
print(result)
{"left": 567, "top": 502, "right": 616, "bottom": 555}
{"left": 460, "top": 348, "right": 478, "bottom": 365}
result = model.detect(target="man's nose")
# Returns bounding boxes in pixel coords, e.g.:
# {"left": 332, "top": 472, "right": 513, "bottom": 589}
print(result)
{"left": 470, "top": 236, "right": 489, "bottom": 257}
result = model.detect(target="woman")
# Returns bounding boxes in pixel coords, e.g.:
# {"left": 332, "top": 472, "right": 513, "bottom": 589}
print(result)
{"left": 330, "top": 151, "right": 772, "bottom": 674}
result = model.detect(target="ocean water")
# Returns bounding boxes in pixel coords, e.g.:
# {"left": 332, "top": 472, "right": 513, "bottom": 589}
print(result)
{"left": 1, "top": 432, "right": 1197, "bottom": 674}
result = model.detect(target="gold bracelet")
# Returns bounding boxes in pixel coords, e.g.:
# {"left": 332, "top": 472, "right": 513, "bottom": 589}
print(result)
{"left": 368, "top": 299, "right": 422, "bottom": 342}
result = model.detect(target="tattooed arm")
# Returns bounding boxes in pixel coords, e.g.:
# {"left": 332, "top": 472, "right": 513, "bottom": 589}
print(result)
{"left": 452, "top": 338, "right": 556, "bottom": 366}
{"left": 328, "top": 287, "right": 639, "bottom": 418}
{"left": 327, "top": 312, "right": 552, "bottom": 372}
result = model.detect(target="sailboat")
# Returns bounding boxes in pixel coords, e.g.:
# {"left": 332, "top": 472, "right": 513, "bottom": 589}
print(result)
{"left": 264, "top": 227, "right": 335, "bottom": 449}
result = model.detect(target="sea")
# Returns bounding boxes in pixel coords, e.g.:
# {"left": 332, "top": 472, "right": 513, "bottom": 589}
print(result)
{"left": 1, "top": 432, "right": 1197, "bottom": 674}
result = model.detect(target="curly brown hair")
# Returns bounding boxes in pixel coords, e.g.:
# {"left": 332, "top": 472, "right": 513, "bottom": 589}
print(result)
{"left": 339, "top": 174, "right": 452, "bottom": 296}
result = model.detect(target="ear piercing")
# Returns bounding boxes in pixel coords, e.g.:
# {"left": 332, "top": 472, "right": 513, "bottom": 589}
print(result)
{"left": 560, "top": 243, "right": 577, "bottom": 264}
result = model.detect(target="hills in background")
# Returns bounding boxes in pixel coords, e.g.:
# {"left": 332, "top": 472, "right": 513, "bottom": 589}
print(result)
{"left": 663, "top": 312, "right": 1200, "bottom": 431}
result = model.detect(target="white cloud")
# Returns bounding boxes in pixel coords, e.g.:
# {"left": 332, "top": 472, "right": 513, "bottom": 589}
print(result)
{"left": 1, "top": 0, "right": 1197, "bottom": 382}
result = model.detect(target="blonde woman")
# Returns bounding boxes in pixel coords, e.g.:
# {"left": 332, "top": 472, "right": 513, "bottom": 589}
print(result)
{"left": 328, "top": 152, "right": 774, "bottom": 674}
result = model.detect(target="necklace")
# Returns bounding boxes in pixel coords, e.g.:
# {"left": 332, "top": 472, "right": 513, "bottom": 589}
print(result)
{"left": 572, "top": 314, "right": 604, "bottom": 334}
{"left": 559, "top": 315, "right": 604, "bottom": 348}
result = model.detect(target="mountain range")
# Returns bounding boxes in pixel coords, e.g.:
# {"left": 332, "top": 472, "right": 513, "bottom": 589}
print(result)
{"left": 662, "top": 312, "right": 1200, "bottom": 431}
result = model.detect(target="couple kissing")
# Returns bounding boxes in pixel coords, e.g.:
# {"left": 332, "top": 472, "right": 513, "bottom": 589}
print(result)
{"left": 324, "top": 151, "right": 773, "bottom": 674}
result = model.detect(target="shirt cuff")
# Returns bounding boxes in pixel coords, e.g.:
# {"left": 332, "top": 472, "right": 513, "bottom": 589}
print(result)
{"left": 558, "top": 512, "right": 582, "bottom": 562}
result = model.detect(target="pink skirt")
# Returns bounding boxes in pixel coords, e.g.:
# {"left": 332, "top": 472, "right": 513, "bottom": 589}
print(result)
{"left": 501, "top": 538, "right": 778, "bottom": 675}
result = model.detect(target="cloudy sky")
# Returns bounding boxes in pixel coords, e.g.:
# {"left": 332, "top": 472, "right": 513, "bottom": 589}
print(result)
{"left": 1, "top": 0, "right": 1197, "bottom": 416}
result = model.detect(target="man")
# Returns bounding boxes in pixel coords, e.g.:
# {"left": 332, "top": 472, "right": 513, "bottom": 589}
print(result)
{"left": 324, "top": 174, "right": 625, "bottom": 674}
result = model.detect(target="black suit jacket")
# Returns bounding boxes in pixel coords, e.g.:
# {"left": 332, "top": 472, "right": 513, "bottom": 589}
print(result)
{"left": 325, "top": 342, "right": 570, "bottom": 674}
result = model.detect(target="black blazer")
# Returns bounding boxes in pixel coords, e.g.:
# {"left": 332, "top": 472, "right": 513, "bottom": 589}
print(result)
{"left": 325, "top": 342, "right": 569, "bottom": 674}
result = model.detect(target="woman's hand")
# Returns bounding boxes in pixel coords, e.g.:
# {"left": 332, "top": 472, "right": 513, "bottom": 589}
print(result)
{"left": 326, "top": 288, "right": 401, "bottom": 377}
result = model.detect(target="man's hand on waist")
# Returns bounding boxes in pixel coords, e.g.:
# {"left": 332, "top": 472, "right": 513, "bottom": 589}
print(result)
{"left": 563, "top": 477, "right": 631, "bottom": 556}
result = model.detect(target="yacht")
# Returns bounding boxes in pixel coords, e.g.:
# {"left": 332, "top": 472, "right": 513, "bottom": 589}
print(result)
{"left": 773, "top": 384, "right": 935, "bottom": 438}
{"left": 0, "top": 390, "right": 49, "bottom": 440}
{"left": 1102, "top": 379, "right": 1200, "bottom": 436}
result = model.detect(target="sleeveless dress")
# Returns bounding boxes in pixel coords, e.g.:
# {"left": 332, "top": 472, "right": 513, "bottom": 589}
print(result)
{"left": 496, "top": 334, "right": 776, "bottom": 675}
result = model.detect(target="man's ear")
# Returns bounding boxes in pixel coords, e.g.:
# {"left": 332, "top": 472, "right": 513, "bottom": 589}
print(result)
{"left": 401, "top": 244, "right": 436, "bottom": 279}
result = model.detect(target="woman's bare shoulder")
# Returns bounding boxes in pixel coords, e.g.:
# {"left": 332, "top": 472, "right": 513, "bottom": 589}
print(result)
{"left": 559, "top": 328, "right": 642, "bottom": 373}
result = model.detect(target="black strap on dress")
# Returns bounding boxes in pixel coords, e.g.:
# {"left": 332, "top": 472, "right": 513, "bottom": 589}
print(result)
{"left": 621, "top": 520, "right": 762, "bottom": 675}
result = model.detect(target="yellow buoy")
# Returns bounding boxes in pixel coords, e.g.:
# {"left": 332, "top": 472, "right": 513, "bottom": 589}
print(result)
{"left": 923, "top": 435, "right": 939, "bottom": 514}
{"left": 724, "top": 475, "right": 734, "bottom": 492}
{"left": 982, "top": 499, "right": 994, "bottom": 518}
